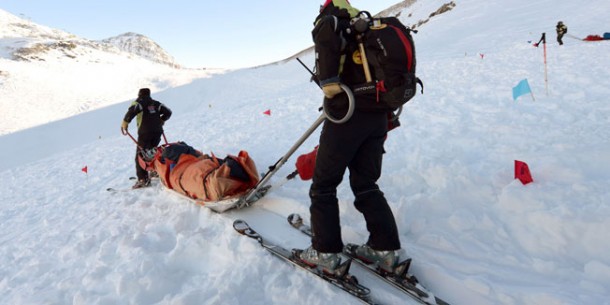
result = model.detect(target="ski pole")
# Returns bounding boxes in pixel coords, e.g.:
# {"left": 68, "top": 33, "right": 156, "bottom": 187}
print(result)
{"left": 237, "top": 60, "right": 359, "bottom": 209}
{"left": 296, "top": 58, "right": 321, "bottom": 88}
{"left": 239, "top": 113, "right": 327, "bottom": 207}
{"left": 538, "top": 32, "right": 549, "bottom": 96}
{"left": 237, "top": 85, "right": 355, "bottom": 208}
{"left": 566, "top": 33, "right": 582, "bottom": 41}
{"left": 295, "top": 58, "right": 355, "bottom": 124}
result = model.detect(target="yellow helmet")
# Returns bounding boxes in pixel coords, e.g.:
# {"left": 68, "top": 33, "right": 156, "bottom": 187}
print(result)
{"left": 319, "top": 0, "right": 359, "bottom": 18}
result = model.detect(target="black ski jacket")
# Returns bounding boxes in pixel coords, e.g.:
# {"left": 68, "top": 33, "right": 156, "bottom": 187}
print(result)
{"left": 123, "top": 96, "right": 172, "bottom": 135}
{"left": 312, "top": 13, "right": 379, "bottom": 111}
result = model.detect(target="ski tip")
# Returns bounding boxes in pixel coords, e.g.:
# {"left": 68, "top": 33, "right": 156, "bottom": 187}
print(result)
{"left": 233, "top": 219, "right": 250, "bottom": 234}
{"left": 287, "top": 213, "right": 303, "bottom": 228}
{"left": 233, "top": 219, "right": 261, "bottom": 240}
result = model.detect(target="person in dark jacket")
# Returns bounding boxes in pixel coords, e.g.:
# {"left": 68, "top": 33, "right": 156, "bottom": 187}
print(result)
{"left": 121, "top": 88, "right": 172, "bottom": 188}
{"left": 295, "top": 0, "right": 402, "bottom": 274}
{"left": 556, "top": 21, "right": 568, "bottom": 45}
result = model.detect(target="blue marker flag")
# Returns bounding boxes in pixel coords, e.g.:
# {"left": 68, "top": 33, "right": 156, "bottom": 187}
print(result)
{"left": 512, "top": 79, "right": 532, "bottom": 100}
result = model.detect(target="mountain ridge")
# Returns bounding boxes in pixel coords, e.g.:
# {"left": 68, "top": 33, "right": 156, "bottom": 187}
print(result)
{"left": 0, "top": 8, "right": 215, "bottom": 136}
{"left": 100, "top": 32, "right": 180, "bottom": 68}
{"left": 0, "top": 8, "right": 179, "bottom": 67}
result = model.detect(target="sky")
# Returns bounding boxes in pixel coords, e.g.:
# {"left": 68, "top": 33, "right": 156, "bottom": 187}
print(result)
{"left": 2, "top": 0, "right": 610, "bottom": 304}
{"left": 0, "top": 0, "right": 402, "bottom": 68}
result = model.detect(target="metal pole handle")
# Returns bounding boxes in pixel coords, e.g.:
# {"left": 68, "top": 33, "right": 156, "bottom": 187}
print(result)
{"left": 121, "top": 128, "right": 139, "bottom": 146}
{"left": 323, "top": 84, "right": 355, "bottom": 124}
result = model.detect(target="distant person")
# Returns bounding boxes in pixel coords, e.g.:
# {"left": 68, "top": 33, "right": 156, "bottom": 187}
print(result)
{"left": 556, "top": 21, "right": 568, "bottom": 45}
{"left": 294, "top": 0, "right": 402, "bottom": 274}
{"left": 121, "top": 88, "right": 172, "bottom": 188}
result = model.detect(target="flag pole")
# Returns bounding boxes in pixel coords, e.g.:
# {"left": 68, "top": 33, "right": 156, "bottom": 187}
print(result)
{"left": 542, "top": 33, "right": 549, "bottom": 96}
{"left": 82, "top": 166, "right": 88, "bottom": 183}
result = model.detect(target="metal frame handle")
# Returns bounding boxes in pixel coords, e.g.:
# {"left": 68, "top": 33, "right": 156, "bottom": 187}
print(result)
{"left": 323, "top": 84, "right": 355, "bottom": 124}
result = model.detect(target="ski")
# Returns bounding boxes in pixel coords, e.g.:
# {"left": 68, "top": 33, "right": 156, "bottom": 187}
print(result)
{"left": 232, "top": 219, "right": 380, "bottom": 305}
{"left": 107, "top": 176, "right": 157, "bottom": 193}
{"left": 106, "top": 187, "right": 133, "bottom": 193}
{"left": 287, "top": 213, "right": 450, "bottom": 305}
{"left": 106, "top": 185, "right": 153, "bottom": 193}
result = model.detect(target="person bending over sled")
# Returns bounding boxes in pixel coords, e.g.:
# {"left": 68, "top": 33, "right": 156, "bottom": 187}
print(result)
{"left": 295, "top": 0, "right": 402, "bottom": 274}
{"left": 121, "top": 88, "right": 172, "bottom": 189}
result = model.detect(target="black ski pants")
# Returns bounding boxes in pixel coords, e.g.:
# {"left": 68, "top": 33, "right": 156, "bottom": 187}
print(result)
{"left": 309, "top": 110, "right": 401, "bottom": 253}
{"left": 135, "top": 132, "right": 162, "bottom": 180}
{"left": 557, "top": 33, "right": 564, "bottom": 45}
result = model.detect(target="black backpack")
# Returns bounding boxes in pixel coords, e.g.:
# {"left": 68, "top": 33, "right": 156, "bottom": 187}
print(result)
{"left": 161, "top": 141, "right": 201, "bottom": 163}
{"left": 352, "top": 14, "right": 423, "bottom": 111}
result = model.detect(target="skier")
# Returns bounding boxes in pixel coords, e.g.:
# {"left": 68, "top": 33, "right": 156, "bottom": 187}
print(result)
{"left": 121, "top": 88, "right": 172, "bottom": 188}
{"left": 556, "top": 21, "right": 568, "bottom": 45}
{"left": 295, "top": 0, "right": 402, "bottom": 274}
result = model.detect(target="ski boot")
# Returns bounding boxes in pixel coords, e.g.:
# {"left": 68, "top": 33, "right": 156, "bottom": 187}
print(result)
{"left": 295, "top": 246, "right": 342, "bottom": 275}
{"left": 132, "top": 178, "right": 151, "bottom": 189}
{"left": 353, "top": 244, "right": 400, "bottom": 274}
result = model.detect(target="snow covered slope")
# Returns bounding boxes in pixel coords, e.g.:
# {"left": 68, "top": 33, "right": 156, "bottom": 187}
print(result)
{"left": 1, "top": 1, "right": 609, "bottom": 304}
{"left": 0, "top": 8, "right": 220, "bottom": 136}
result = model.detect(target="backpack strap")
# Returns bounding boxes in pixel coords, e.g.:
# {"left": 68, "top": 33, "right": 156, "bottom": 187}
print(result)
{"left": 389, "top": 24, "right": 414, "bottom": 72}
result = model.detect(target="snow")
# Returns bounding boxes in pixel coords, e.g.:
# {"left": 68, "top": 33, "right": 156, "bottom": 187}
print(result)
{"left": 1, "top": 0, "right": 610, "bottom": 304}
{"left": 0, "top": 8, "right": 220, "bottom": 136}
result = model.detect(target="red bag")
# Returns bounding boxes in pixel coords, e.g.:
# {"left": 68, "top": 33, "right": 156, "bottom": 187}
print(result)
{"left": 296, "top": 147, "right": 318, "bottom": 181}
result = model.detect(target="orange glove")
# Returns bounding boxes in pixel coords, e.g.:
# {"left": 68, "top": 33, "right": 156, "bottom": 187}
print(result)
{"left": 121, "top": 120, "right": 128, "bottom": 130}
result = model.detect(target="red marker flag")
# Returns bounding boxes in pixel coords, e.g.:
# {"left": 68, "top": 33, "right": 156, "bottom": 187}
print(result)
{"left": 263, "top": 109, "right": 271, "bottom": 116}
{"left": 514, "top": 160, "right": 533, "bottom": 185}
{"left": 82, "top": 166, "right": 88, "bottom": 174}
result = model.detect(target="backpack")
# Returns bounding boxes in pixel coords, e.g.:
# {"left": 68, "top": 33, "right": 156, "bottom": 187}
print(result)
{"left": 352, "top": 14, "right": 423, "bottom": 111}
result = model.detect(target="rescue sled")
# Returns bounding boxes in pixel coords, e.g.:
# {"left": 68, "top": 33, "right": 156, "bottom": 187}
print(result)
{"left": 122, "top": 130, "right": 260, "bottom": 213}
{"left": 122, "top": 84, "right": 355, "bottom": 213}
